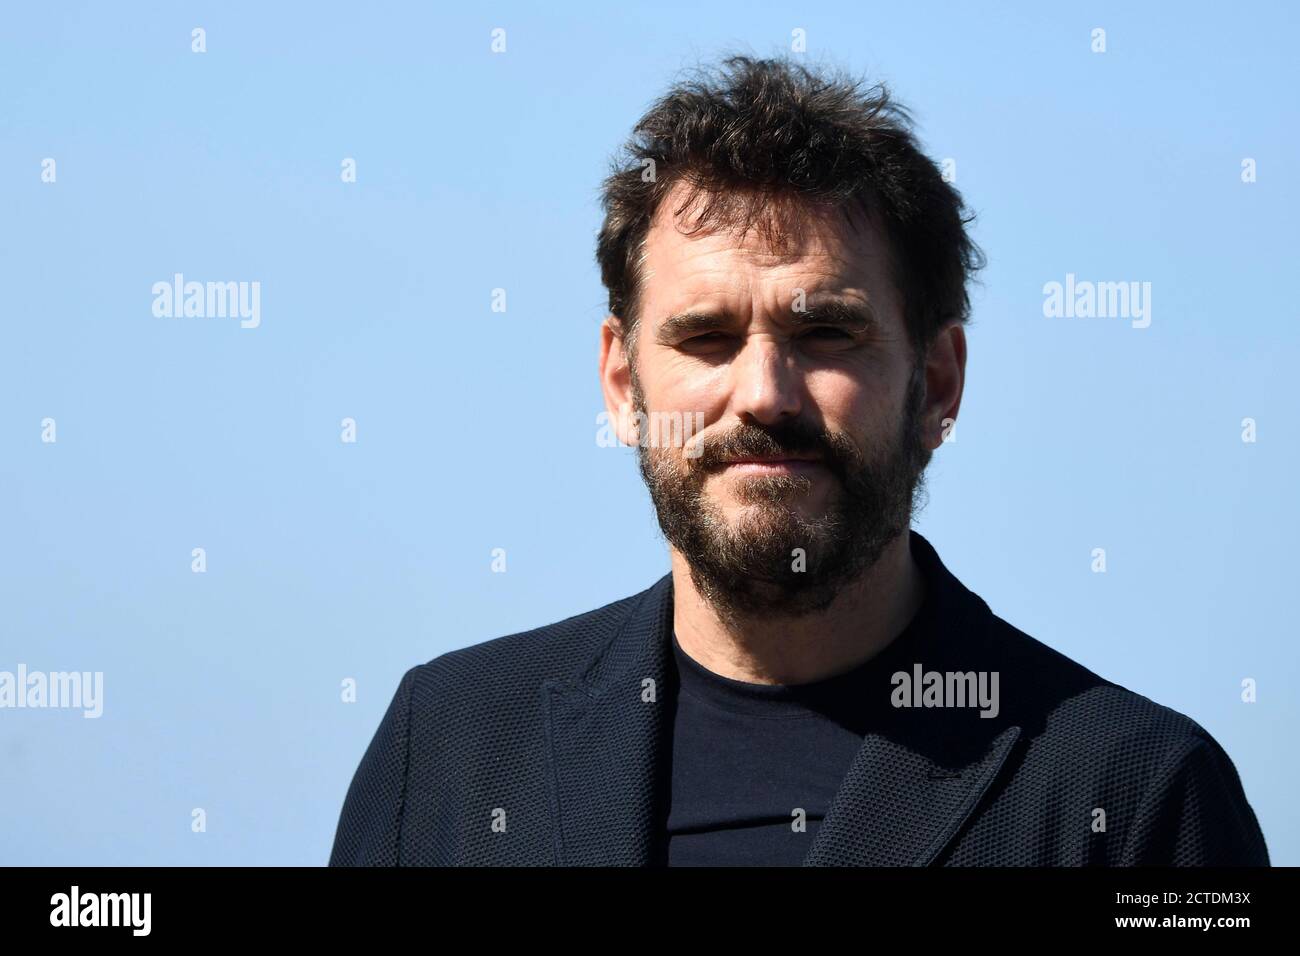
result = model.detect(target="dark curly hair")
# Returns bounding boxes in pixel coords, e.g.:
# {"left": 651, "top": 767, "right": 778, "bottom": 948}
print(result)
{"left": 595, "top": 54, "right": 984, "bottom": 365}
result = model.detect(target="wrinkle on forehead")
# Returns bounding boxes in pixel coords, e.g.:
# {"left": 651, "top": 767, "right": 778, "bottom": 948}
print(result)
{"left": 648, "top": 179, "right": 863, "bottom": 264}
{"left": 641, "top": 180, "right": 897, "bottom": 313}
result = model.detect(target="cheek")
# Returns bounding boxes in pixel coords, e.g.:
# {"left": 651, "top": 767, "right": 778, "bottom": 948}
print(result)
{"left": 805, "top": 368, "right": 908, "bottom": 460}
{"left": 804, "top": 367, "right": 886, "bottom": 423}
{"left": 649, "top": 360, "right": 730, "bottom": 415}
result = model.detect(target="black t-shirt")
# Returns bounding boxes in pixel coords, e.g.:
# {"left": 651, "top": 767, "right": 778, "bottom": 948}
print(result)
{"left": 664, "top": 587, "right": 935, "bottom": 866}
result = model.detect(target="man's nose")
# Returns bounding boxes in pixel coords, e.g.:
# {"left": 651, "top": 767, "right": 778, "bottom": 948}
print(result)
{"left": 729, "top": 337, "right": 802, "bottom": 424}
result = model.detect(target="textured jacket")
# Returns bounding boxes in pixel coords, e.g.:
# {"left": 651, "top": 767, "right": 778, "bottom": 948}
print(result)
{"left": 329, "top": 530, "right": 1269, "bottom": 866}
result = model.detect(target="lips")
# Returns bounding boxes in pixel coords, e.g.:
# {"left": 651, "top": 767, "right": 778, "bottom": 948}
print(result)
{"left": 723, "top": 456, "right": 822, "bottom": 465}
{"left": 720, "top": 457, "right": 825, "bottom": 475}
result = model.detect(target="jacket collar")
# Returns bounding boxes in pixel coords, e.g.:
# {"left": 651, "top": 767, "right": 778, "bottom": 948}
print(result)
{"left": 541, "top": 530, "right": 1022, "bottom": 866}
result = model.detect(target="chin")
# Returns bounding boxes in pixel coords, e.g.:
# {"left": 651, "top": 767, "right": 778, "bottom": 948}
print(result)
{"left": 717, "top": 490, "right": 831, "bottom": 519}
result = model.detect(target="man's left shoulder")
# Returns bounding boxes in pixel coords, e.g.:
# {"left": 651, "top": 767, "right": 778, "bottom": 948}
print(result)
{"left": 983, "top": 610, "right": 1211, "bottom": 745}
{"left": 971, "top": 611, "right": 1269, "bottom": 865}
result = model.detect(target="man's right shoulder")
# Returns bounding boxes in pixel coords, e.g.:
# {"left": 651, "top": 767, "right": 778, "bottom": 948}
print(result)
{"left": 330, "top": 582, "right": 667, "bottom": 866}
{"left": 394, "top": 577, "right": 663, "bottom": 714}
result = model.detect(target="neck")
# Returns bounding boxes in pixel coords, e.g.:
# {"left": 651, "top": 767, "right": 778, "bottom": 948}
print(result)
{"left": 670, "top": 530, "right": 923, "bottom": 685}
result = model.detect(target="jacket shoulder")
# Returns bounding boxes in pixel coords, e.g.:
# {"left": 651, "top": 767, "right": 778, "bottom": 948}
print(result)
{"left": 985, "top": 611, "right": 1212, "bottom": 740}
{"left": 419, "top": 581, "right": 651, "bottom": 683}
{"left": 977, "top": 612, "right": 1268, "bottom": 864}
{"left": 328, "top": 580, "right": 659, "bottom": 866}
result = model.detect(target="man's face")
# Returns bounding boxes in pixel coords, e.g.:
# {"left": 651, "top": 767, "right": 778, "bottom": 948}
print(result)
{"left": 609, "top": 186, "right": 938, "bottom": 619}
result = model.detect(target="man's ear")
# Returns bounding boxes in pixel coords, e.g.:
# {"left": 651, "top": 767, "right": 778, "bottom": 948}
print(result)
{"left": 599, "top": 316, "right": 638, "bottom": 446}
{"left": 922, "top": 322, "right": 967, "bottom": 451}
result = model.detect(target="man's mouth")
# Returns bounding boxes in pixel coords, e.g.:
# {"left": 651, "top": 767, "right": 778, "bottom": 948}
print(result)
{"left": 720, "top": 456, "right": 824, "bottom": 475}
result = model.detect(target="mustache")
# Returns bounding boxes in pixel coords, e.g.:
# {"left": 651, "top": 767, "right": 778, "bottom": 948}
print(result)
{"left": 691, "top": 419, "right": 857, "bottom": 476}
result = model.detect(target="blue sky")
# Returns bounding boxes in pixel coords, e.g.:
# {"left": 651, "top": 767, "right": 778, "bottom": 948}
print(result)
{"left": 1, "top": 1, "right": 1296, "bottom": 865}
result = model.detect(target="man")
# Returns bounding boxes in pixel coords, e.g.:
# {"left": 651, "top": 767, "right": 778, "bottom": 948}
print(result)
{"left": 329, "top": 55, "right": 1268, "bottom": 866}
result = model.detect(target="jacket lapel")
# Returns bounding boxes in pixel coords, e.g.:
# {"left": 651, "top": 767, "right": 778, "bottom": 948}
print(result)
{"left": 802, "top": 719, "right": 1021, "bottom": 865}
{"left": 542, "top": 531, "right": 1024, "bottom": 867}
{"left": 542, "top": 574, "right": 676, "bottom": 865}
{"left": 805, "top": 533, "right": 1024, "bottom": 865}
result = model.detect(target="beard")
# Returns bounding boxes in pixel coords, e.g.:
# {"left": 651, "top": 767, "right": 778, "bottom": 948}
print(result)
{"left": 632, "top": 363, "right": 932, "bottom": 621}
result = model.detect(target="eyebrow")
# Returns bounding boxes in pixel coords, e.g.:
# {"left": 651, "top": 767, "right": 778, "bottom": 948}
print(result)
{"left": 656, "top": 300, "right": 880, "bottom": 342}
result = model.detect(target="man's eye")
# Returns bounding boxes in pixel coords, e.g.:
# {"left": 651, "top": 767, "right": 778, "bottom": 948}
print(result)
{"left": 682, "top": 332, "right": 729, "bottom": 347}
{"left": 803, "top": 327, "right": 853, "bottom": 340}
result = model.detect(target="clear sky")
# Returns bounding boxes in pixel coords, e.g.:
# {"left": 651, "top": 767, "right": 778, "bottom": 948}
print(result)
{"left": 1, "top": 1, "right": 1296, "bottom": 865}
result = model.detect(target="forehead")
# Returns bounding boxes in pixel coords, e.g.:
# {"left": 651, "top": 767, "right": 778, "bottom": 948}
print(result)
{"left": 638, "top": 182, "right": 898, "bottom": 316}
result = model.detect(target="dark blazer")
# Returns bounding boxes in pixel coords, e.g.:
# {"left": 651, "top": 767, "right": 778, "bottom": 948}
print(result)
{"left": 329, "top": 530, "right": 1269, "bottom": 866}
